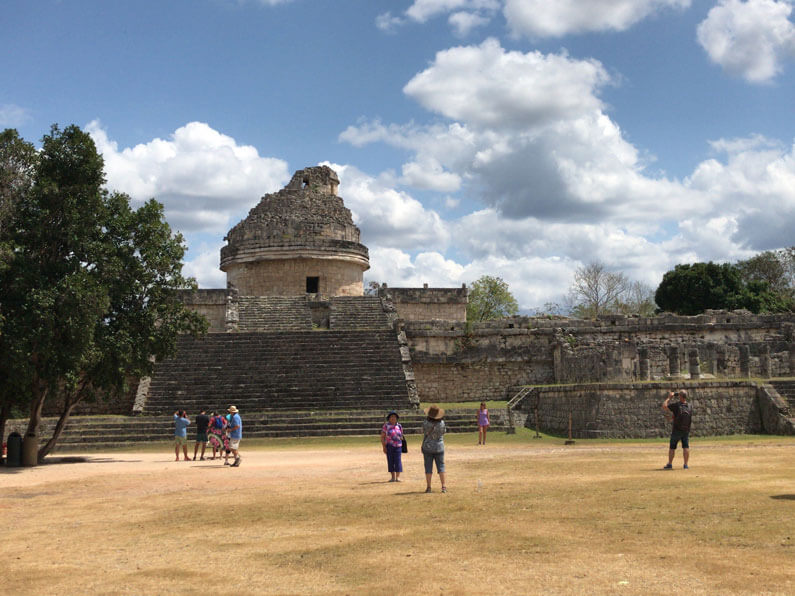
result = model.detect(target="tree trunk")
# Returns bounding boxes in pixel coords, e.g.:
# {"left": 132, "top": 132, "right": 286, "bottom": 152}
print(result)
{"left": 24, "top": 379, "right": 47, "bottom": 437}
{"left": 38, "top": 380, "right": 89, "bottom": 462}
{"left": 38, "top": 399, "right": 78, "bottom": 461}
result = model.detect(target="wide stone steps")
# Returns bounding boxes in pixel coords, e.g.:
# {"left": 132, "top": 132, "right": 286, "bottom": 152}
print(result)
{"left": 142, "top": 330, "right": 413, "bottom": 415}
{"left": 8, "top": 410, "right": 507, "bottom": 451}
{"left": 329, "top": 296, "right": 391, "bottom": 330}
{"left": 237, "top": 296, "right": 313, "bottom": 331}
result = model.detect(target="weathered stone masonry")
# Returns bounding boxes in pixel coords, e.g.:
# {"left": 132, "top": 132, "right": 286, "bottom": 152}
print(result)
{"left": 404, "top": 312, "right": 795, "bottom": 404}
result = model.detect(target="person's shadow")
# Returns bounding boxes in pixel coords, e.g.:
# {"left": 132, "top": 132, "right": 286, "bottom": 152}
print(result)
{"left": 770, "top": 494, "right": 795, "bottom": 500}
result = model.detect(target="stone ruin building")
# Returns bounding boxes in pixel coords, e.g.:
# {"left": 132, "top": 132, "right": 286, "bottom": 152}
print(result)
{"left": 9, "top": 165, "right": 793, "bottom": 449}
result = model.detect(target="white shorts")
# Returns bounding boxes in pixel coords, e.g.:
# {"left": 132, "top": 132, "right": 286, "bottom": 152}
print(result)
{"left": 229, "top": 438, "right": 240, "bottom": 450}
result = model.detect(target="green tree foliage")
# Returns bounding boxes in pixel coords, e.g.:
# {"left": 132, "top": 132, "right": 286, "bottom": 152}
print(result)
{"left": 466, "top": 275, "right": 518, "bottom": 321}
{"left": 654, "top": 261, "right": 792, "bottom": 315}
{"left": 0, "top": 125, "right": 207, "bottom": 460}
{"left": 736, "top": 248, "right": 795, "bottom": 306}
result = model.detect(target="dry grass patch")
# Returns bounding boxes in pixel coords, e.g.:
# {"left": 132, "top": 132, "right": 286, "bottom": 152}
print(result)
{"left": 1, "top": 437, "right": 793, "bottom": 595}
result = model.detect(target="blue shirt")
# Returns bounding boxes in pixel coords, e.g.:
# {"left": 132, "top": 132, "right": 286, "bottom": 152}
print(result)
{"left": 174, "top": 415, "right": 190, "bottom": 438}
{"left": 228, "top": 413, "right": 242, "bottom": 439}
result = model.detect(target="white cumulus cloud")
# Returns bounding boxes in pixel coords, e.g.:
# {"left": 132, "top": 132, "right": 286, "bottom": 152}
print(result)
{"left": 697, "top": 0, "right": 795, "bottom": 83}
{"left": 87, "top": 120, "right": 289, "bottom": 235}
{"left": 504, "top": 0, "right": 691, "bottom": 38}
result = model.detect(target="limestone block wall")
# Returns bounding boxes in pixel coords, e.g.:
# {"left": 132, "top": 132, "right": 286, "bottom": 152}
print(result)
{"left": 225, "top": 257, "right": 364, "bottom": 297}
{"left": 379, "top": 286, "right": 468, "bottom": 322}
{"left": 177, "top": 289, "right": 228, "bottom": 332}
{"left": 414, "top": 361, "right": 554, "bottom": 403}
{"left": 517, "top": 381, "right": 766, "bottom": 438}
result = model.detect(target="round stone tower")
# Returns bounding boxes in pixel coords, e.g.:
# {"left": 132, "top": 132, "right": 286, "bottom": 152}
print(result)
{"left": 220, "top": 165, "right": 369, "bottom": 296}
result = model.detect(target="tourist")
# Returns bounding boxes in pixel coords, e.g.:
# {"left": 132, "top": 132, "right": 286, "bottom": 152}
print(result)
{"left": 193, "top": 409, "right": 210, "bottom": 461}
{"left": 227, "top": 405, "right": 242, "bottom": 467}
{"left": 173, "top": 410, "right": 190, "bottom": 461}
{"left": 380, "top": 411, "right": 404, "bottom": 482}
{"left": 662, "top": 390, "right": 692, "bottom": 469}
{"left": 421, "top": 405, "right": 447, "bottom": 493}
{"left": 207, "top": 411, "right": 226, "bottom": 460}
{"left": 477, "top": 402, "right": 490, "bottom": 445}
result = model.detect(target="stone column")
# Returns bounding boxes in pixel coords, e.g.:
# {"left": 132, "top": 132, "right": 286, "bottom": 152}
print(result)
{"left": 667, "top": 345, "right": 680, "bottom": 377}
{"left": 790, "top": 342, "right": 795, "bottom": 377}
{"left": 759, "top": 344, "right": 771, "bottom": 378}
{"left": 705, "top": 342, "right": 717, "bottom": 376}
{"left": 739, "top": 345, "right": 751, "bottom": 378}
{"left": 688, "top": 348, "right": 700, "bottom": 379}
{"left": 716, "top": 345, "right": 728, "bottom": 377}
{"left": 638, "top": 347, "right": 650, "bottom": 381}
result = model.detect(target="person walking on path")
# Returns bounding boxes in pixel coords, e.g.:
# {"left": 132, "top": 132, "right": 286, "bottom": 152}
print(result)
{"left": 381, "top": 411, "right": 404, "bottom": 482}
{"left": 477, "top": 402, "right": 490, "bottom": 445}
{"left": 174, "top": 410, "right": 190, "bottom": 461}
{"left": 226, "top": 405, "right": 242, "bottom": 467}
{"left": 193, "top": 409, "right": 210, "bottom": 461}
{"left": 421, "top": 405, "right": 447, "bottom": 493}
{"left": 663, "top": 390, "right": 692, "bottom": 469}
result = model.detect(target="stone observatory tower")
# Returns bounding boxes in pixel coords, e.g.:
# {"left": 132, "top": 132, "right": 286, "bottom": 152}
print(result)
{"left": 220, "top": 165, "right": 369, "bottom": 296}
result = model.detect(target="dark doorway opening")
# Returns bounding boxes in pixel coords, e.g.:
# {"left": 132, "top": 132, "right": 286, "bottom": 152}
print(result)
{"left": 306, "top": 276, "right": 319, "bottom": 293}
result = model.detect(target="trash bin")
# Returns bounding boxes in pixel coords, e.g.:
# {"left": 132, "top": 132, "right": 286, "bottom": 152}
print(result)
{"left": 22, "top": 433, "right": 38, "bottom": 467}
{"left": 6, "top": 432, "right": 22, "bottom": 467}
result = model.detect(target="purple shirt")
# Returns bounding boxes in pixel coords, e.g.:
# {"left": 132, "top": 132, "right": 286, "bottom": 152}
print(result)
{"left": 381, "top": 422, "right": 403, "bottom": 448}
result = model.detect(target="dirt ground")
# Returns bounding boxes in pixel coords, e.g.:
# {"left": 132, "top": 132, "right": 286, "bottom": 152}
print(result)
{"left": 1, "top": 438, "right": 793, "bottom": 595}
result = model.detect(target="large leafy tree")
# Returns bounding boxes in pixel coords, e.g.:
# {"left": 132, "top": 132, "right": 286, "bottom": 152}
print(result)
{"left": 466, "top": 275, "right": 519, "bottom": 321}
{"left": 0, "top": 129, "right": 39, "bottom": 445}
{"left": 0, "top": 125, "right": 207, "bottom": 460}
{"left": 736, "top": 248, "right": 795, "bottom": 306}
{"left": 655, "top": 261, "right": 790, "bottom": 315}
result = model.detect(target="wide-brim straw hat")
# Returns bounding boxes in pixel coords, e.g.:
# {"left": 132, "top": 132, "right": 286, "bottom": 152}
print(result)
{"left": 227, "top": 405, "right": 239, "bottom": 413}
{"left": 424, "top": 405, "right": 445, "bottom": 420}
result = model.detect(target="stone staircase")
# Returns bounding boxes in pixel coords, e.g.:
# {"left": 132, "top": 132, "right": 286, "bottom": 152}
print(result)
{"left": 4, "top": 409, "right": 504, "bottom": 452}
{"left": 141, "top": 330, "right": 412, "bottom": 415}
{"left": 770, "top": 380, "right": 795, "bottom": 412}
{"left": 237, "top": 296, "right": 313, "bottom": 331}
{"left": 330, "top": 296, "right": 391, "bottom": 329}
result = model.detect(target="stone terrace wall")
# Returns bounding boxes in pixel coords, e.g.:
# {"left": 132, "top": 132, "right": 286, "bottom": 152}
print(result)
{"left": 178, "top": 289, "right": 230, "bottom": 332}
{"left": 378, "top": 285, "right": 468, "bottom": 322}
{"left": 516, "top": 381, "right": 776, "bottom": 438}
{"left": 404, "top": 312, "right": 795, "bottom": 402}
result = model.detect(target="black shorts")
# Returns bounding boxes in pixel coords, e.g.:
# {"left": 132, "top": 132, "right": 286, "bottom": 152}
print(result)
{"left": 669, "top": 429, "right": 690, "bottom": 449}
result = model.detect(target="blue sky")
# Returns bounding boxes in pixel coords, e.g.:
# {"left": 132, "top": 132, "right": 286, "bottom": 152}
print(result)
{"left": 3, "top": 0, "right": 795, "bottom": 311}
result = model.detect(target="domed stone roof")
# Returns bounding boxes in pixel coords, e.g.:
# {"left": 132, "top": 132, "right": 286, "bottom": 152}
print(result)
{"left": 220, "top": 166, "right": 369, "bottom": 297}
{"left": 220, "top": 165, "right": 369, "bottom": 271}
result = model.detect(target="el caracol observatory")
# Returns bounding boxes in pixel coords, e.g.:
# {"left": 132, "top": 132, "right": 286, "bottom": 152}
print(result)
{"left": 220, "top": 165, "right": 369, "bottom": 297}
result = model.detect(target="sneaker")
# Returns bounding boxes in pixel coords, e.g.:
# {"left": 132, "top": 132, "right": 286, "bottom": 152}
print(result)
{"left": 441, "top": 487, "right": 447, "bottom": 493}
{"left": 224, "top": 461, "right": 230, "bottom": 466}
{"left": 389, "top": 478, "right": 396, "bottom": 482}
{"left": 663, "top": 463, "right": 673, "bottom": 470}
{"left": 425, "top": 487, "right": 432, "bottom": 493}
{"left": 683, "top": 464, "right": 689, "bottom": 469}
{"left": 231, "top": 458, "right": 240, "bottom": 467}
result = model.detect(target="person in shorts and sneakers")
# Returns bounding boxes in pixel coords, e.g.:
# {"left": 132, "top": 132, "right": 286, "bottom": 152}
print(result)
{"left": 227, "top": 405, "right": 242, "bottom": 467}
{"left": 663, "top": 390, "right": 692, "bottom": 469}
{"left": 193, "top": 409, "right": 210, "bottom": 461}
{"left": 174, "top": 410, "right": 190, "bottom": 461}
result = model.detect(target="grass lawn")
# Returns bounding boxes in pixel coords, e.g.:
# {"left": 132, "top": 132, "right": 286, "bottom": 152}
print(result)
{"left": 1, "top": 431, "right": 793, "bottom": 595}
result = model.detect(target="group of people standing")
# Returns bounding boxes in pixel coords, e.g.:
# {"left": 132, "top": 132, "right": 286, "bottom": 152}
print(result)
{"left": 173, "top": 405, "right": 242, "bottom": 467}
{"left": 379, "top": 402, "right": 491, "bottom": 493}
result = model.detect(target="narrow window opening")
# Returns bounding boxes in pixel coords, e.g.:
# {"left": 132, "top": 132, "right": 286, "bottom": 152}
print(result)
{"left": 306, "top": 276, "right": 319, "bottom": 293}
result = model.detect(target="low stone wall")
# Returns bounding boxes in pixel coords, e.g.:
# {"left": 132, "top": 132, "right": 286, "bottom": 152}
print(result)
{"left": 414, "top": 361, "right": 553, "bottom": 403}
{"left": 516, "top": 381, "right": 793, "bottom": 438}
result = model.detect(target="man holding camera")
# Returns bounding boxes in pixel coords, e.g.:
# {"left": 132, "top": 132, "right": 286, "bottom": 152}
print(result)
{"left": 663, "top": 390, "right": 692, "bottom": 469}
